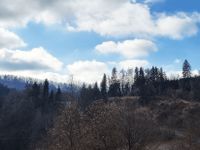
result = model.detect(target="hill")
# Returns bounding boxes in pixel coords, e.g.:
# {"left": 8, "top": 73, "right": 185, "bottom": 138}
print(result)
{"left": 38, "top": 96, "right": 200, "bottom": 150}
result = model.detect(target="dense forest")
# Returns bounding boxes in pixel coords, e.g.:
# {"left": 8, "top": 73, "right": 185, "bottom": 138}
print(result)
{"left": 0, "top": 59, "right": 200, "bottom": 150}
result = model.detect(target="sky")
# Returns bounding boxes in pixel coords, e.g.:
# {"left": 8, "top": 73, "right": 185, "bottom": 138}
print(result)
{"left": 0, "top": 0, "right": 200, "bottom": 83}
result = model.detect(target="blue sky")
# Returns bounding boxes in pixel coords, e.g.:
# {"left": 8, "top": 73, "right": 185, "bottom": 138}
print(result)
{"left": 0, "top": 0, "right": 200, "bottom": 83}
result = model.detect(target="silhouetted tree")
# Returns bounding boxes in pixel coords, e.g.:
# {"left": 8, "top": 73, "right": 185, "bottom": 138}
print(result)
{"left": 109, "top": 68, "right": 121, "bottom": 97}
{"left": 183, "top": 59, "right": 191, "bottom": 78}
{"left": 31, "top": 82, "right": 41, "bottom": 108}
{"left": 134, "top": 67, "right": 139, "bottom": 87}
{"left": 43, "top": 79, "right": 49, "bottom": 100}
{"left": 42, "top": 79, "right": 49, "bottom": 112}
{"left": 55, "top": 87, "right": 62, "bottom": 102}
{"left": 92, "top": 82, "right": 101, "bottom": 100}
{"left": 100, "top": 74, "right": 107, "bottom": 101}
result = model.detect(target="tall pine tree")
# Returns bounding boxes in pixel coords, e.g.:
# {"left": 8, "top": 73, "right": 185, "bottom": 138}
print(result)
{"left": 182, "top": 59, "right": 191, "bottom": 78}
{"left": 109, "top": 67, "right": 121, "bottom": 97}
{"left": 100, "top": 74, "right": 107, "bottom": 101}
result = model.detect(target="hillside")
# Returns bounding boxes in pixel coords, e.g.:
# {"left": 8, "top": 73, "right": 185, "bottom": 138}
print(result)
{"left": 0, "top": 65, "right": 200, "bottom": 150}
{"left": 36, "top": 96, "right": 200, "bottom": 150}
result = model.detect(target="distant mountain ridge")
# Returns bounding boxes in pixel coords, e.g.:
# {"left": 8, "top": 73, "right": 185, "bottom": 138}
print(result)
{"left": 0, "top": 75, "right": 73, "bottom": 92}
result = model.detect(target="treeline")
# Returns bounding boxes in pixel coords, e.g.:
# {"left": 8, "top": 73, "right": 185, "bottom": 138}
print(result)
{"left": 79, "top": 59, "right": 200, "bottom": 108}
{"left": 36, "top": 59, "right": 200, "bottom": 150}
{"left": 0, "top": 59, "right": 200, "bottom": 150}
{"left": 0, "top": 75, "right": 39, "bottom": 90}
{"left": 0, "top": 79, "right": 65, "bottom": 150}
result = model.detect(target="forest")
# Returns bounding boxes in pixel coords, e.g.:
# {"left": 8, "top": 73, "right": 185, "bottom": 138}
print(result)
{"left": 0, "top": 59, "right": 200, "bottom": 150}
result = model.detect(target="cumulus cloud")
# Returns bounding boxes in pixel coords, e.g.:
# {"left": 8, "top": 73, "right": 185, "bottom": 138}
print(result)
{"left": 0, "top": 28, "right": 26, "bottom": 49}
{"left": 67, "top": 60, "right": 109, "bottom": 83}
{"left": 0, "top": 0, "right": 61, "bottom": 28}
{"left": 66, "top": 1, "right": 157, "bottom": 37}
{"left": 155, "top": 13, "right": 200, "bottom": 39}
{"left": 0, "top": 47, "right": 63, "bottom": 71}
{"left": 0, "top": 0, "right": 199, "bottom": 39}
{"left": 64, "top": 0, "right": 200, "bottom": 39}
{"left": 95, "top": 39, "right": 157, "bottom": 58}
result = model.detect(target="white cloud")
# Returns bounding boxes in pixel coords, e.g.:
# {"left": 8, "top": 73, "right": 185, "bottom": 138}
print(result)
{"left": 67, "top": 60, "right": 109, "bottom": 83}
{"left": 155, "top": 13, "right": 200, "bottom": 39}
{"left": 0, "top": 0, "right": 198, "bottom": 40}
{"left": 0, "top": 28, "right": 26, "bottom": 49}
{"left": 0, "top": 47, "right": 63, "bottom": 71}
{"left": 118, "top": 59, "right": 149, "bottom": 69}
{"left": 68, "top": 2, "right": 156, "bottom": 37}
{"left": 95, "top": 39, "right": 157, "bottom": 58}
{"left": 64, "top": 1, "right": 200, "bottom": 39}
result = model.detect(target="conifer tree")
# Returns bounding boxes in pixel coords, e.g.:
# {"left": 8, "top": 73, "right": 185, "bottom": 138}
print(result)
{"left": 134, "top": 67, "right": 139, "bottom": 86}
{"left": 55, "top": 87, "right": 62, "bottom": 102}
{"left": 43, "top": 79, "right": 49, "bottom": 100}
{"left": 109, "top": 68, "right": 121, "bottom": 97}
{"left": 31, "top": 82, "right": 40, "bottom": 98}
{"left": 182, "top": 59, "right": 191, "bottom": 78}
{"left": 93, "top": 82, "right": 101, "bottom": 100}
{"left": 49, "top": 90, "right": 54, "bottom": 102}
{"left": 139, "top": 67, "right": 145, "bottom": 86}
{"left": 42, "top": 79, "right": 49, "bottom": 112}
{"left": 100, "top": 74, "right": 107, "bottom": 100}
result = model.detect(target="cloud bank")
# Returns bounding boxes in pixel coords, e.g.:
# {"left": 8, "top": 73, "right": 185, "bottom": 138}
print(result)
{"left": 0, "top": 0, "right": 199, "bottom": 39}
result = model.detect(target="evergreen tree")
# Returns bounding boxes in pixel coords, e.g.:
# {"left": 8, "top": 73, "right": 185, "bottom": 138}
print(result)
{"left": 31, "top": 82, "right": 40, "bottom": 98}
{"left": 109, "top": 68, "right": 121, "bottom": 97}
{"left": 158, "top": 68, "right": 166, "bottom": 95}
{"left": 111, "top": 67, "right": 117, "bottom": 82}
{"left": 79, "top": 84, "right": 94, "bottom": 109}
{"left": 139, "top": 67, "right": 145, "bottom": 86}
{"left": 182, "top": 59, "right": 191, "bottom": 78}
{"left": 42, "top": 79, "right": 49, "bottom": 112}
{"left": 100, "top": 74, "right": 107, "bottom": 101}
{"left": 80, "top": 84, "right": 88, "bottom": 108}
{"left": 49, "top": 90, "right": 54, "bottom": 102}
{"left": 93, "top": 82, "right": 101, "bottom": 100}
{"left": 43, "top": 79, "right": 49, "bottom": 99}
{"left": 55, "top": 87, "right": 62, "bottom": 102}
{"left": 134, "top": 67, "right": 139, "bottom": 86}
{"left": 31, "top": 82, "right": 41, "bottom": 108}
